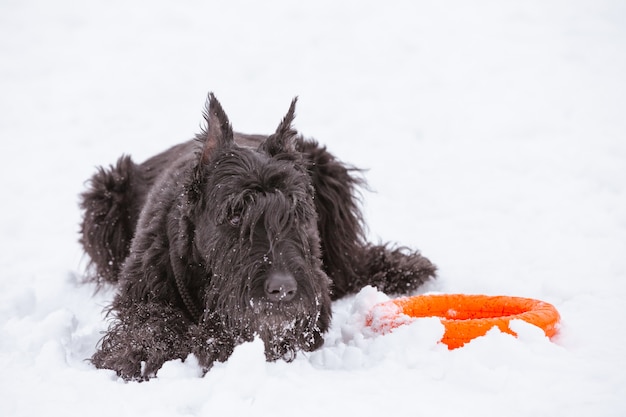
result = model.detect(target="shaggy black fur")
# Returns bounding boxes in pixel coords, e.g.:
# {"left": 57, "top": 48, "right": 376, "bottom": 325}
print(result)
{"left": 80, "top": 93, "right": 436, "bottom": 380}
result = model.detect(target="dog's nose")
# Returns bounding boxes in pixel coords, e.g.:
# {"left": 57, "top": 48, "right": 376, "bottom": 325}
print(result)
{"left": 265, "top": 272, "right": 297, "bottom": 302}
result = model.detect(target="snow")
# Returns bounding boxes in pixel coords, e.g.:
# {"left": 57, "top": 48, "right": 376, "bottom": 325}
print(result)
{"left": 1, "top": 0, "right": 625, "bottom": 416}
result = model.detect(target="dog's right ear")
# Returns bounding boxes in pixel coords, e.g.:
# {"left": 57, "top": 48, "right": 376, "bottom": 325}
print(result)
{"left": 197, "top": 92, "right": 234, "bottom": 163}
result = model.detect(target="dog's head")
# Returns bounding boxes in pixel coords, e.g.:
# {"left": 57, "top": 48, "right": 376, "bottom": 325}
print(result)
{"left": 186, "top": 93, "right": 332, "bottom": 361}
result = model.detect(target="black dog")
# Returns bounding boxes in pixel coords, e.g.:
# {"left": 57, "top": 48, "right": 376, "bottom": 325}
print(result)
{"left": 80, "top": 93, "right": 436, "bottom": 380}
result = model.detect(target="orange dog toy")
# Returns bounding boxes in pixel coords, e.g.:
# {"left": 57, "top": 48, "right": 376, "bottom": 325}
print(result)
{"left": 366, "top": 294, "right": 560, "bottom": 349}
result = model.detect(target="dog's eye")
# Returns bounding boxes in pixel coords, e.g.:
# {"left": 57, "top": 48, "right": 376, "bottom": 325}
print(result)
{"left": 228, "top": 213, "right": 242, "bottom": 227}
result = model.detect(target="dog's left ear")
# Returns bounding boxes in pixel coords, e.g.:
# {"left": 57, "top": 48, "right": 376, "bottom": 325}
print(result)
{"left": 261, "top": 97, "right": 298, "bottom": 156}
{"left": 198, "top": 92, "right": 235, "bottom": 163}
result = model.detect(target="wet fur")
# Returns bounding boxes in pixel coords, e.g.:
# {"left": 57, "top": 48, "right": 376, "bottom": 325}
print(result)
{"left": 80, "top": 94, "right": 436, "bottom": 380}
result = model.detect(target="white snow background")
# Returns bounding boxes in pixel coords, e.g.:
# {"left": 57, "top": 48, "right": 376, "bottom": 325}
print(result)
{"left": 1, "top": 1, "right": 625, "bottom": 416}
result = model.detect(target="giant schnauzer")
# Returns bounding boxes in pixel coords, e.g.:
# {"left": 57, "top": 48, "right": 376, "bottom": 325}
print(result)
{"left": 80, "top": 93, "right": 436, "bottom": 380}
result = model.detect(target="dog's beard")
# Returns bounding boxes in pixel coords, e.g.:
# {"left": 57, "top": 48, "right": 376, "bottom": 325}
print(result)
{"left": 203, "top": 250, "right": 328, "bottom": 362}
{"left": 205, "top": 294, "right": 324, "bottom": 363}
{"left": 247, "top": 297, "right": 324, "bottom": 361}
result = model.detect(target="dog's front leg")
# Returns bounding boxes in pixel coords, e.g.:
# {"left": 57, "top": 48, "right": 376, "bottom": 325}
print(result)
{"left": 91, "top": 302, "right": 192, "bottom": 381}
{"left": 185, "top": 318, "right": 237, "bottom": 374}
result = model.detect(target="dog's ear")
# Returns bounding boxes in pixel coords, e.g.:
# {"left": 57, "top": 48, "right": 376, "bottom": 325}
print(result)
{"left": 198, "top": 92, "right": 235, "bottom": 163}
{"left": 261, "top": 97, "right": 298, "bottom": 156}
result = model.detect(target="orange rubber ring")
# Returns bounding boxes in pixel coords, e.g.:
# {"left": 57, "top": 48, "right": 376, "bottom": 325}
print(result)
{"left": 366, "top": 294, "right": 560, "bottom": 349}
